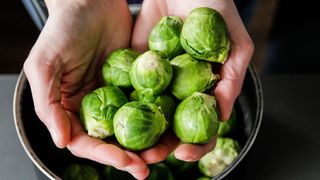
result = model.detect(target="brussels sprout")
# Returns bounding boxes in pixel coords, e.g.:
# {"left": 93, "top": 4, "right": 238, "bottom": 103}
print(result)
{"left": 153, "top": 94, "right": 177, "bottom": 125}
{"left": 180, "top": 7, "right": 230, "bottom": 63}
{"left": 198, "top": 137, "right": 240, "bottom": 177}
{"left": 103, "top": 166, "right": 135, "bottom": 180}
{"left": 113, "top": 101, "right": 167, "bottom": 150}
{"left": 129, "top": 90, "right": 158, "bottom": 103}
{"left": 218, "top": 108, "right": 237, "bottom": 136}
{"left": 102, "top": 48, "right": 139, "bottom": 88}
{"left": 165, "top": 152, "right": 195, "bottom": 173}
{"left": 149, "top": 16, "right": 184, "bottom": 59}
{"left": 197, "top": 177, "right": 211, "bottom": 180}
{"left": 146, "top": 163, "right": 174, "bottom": 180}
{"left": 80, "top": 86, "right": 128, "bottom": 139}
{"left": 63, "top": 164, "right": 99, "bottom": 180}
{"left": 129, "top": 50, "right": 173, "bottom": 96}
{"left": 173, "top": 92, "right": 220, "bottom": 144}
{"left": 130, "top": 90, "right": 177, "bottom": 125}
{"left": 170, "top": 54, "right": 219, "bottom": 100}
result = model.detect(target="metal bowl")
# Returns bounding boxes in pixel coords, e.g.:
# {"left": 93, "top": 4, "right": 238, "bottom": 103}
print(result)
{"left": 13, "top": 64, "right": 263, "bottom": 180}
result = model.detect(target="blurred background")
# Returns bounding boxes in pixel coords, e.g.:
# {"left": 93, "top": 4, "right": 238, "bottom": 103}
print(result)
{"left": 0, "top": 1, "right": 39, "bottom": 73}
{"left": 1, "top": 0, "right": 319, "bottom": 74}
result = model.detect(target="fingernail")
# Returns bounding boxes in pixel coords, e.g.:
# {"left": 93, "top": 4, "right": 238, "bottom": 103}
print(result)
{"left": 175, "top": 150, "right": 198, "bottom": 162}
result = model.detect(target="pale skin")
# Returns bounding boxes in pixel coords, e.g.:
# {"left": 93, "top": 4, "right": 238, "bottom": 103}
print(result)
{"left": 23, "top": 0, "right": 253, "bottom": 179}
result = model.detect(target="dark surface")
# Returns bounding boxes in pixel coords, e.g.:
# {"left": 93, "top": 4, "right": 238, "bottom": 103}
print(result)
{"left": 0, "top": 0, "right": 39, "bottom": 73}
{"left": 0, "top": 75, "right": 36, "bottom": 180}
{"left": 226, "top": 74, "right": 320, "bottom": 179}
{"left": 265, "top": 0, "right": 320, "bottom": 73}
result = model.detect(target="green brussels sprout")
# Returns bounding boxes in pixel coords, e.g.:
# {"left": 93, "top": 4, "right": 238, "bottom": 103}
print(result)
{"left": 197, "top": 177, "right": 211, "bottom": 180}
{"left": 129, "top": 50, "right": 173, "bottom": 96}
{"left": 102, "top": 48, "right": 139, "bottom": 88}
{"left": 218, "top": 108, "right": 237, "bottom": 136}
{"left": 80, "top": 86, "right": 128, "bottom": 139}
{"left": 63, "top": 164, "right": 99, "bottom": 180}
{"left": 149, "top": 16, "right": 184, "bottom": 59}
{"left": 103, "top": 166, "right": 135, "bottom": 180}
{"left": 173, "top": 92, "right": 220, "bottom": 144}
{"left": 165, "top": 152, "right": 195, "bottom": 173}
{"left": 170, "top": 54, "right": 219, "bottom": 100}
{"left": 146, "top": 163, "right": 174, "bottom": 180}
{"left": 198, "top": 137, "right": 240, "bottom": 177}
{"left": 180, "top": 7, "right": 230, "bottom": 63}
{"left": 113, "top": 101, "right": 167, "bottom": 151}
{"left": 153, "top": 94, "right": 177, "bottom": 126}
{"left": 129, "top": 90, "right": 158, "bottom": 103}
{"left": 130, "top": 90, "right": 177, "bottom": 126}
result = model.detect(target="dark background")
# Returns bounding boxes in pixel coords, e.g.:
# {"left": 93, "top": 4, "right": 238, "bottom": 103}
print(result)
{"left": 0, "top": 0, "right": 39, "bottom": 73}
{"left": 1, "top": 0, "right": 320, "bottom": 74}
{"left": 265, "top": 0, "right": 320, "bottom": 73}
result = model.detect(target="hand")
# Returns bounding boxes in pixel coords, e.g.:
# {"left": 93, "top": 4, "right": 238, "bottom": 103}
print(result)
{"left": 132, "top": 0, "right": 254, "bottom": 162}
{"left": 24, "top": 0, "right": 148, "bottom": 179}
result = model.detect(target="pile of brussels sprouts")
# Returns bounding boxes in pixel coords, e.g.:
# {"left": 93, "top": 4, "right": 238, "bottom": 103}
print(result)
{"left": 63, "top": 114, "right": 240, "bottom": 180}
{"left": 75, "top": 7, "right": 242, "bottom": 179}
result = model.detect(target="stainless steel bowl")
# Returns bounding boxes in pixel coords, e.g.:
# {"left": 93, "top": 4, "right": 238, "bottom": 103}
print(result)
{"left": 18, "top": 2, "right": 263, "bottom": 178}
{"left": 13, "top": 64, "right": 263, "bottom": 180}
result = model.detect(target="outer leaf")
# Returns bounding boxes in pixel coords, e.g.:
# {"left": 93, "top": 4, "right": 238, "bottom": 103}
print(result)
{"left": 181, "top": 7, "right": 230, "bottom": 63}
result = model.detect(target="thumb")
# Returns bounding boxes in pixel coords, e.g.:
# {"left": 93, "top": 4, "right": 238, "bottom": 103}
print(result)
{"left": 131, "top": 0, "right": 161, "bottom": 52}
{"left": 213, "top": 78, "right": 241, "bottom": 121}
{"left": 213, "top": 40, "right": 254, "bottom": 121}
{"left": 24, "top": 35, "right": 71, "bottom": 148}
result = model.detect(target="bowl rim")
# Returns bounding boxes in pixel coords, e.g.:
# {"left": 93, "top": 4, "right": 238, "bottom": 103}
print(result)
{"left": 216, "top": 64, "right": 264, "bottom": 179}
{"left": 18, "top": 2, "right": 263, "bottom": 179}
{"left": 13, "top": 64, "right": 263, "bottom": 180}
{"left": 13, "top": 70, "right": 60, "bottom": 180}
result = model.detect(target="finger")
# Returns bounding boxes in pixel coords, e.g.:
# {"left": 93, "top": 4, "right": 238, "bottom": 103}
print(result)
{"left": 140, "top": 132, "right": 180, "bottom": 164}
{"left": 66, "top": 114, "right": 149, "bottom": 180}
{"left": 213, "top": 36, "right": 254, "bottom": 121}
{"left": 125, "top": 151, "right": 150, "bottom": 179}
{"left": 131, "top": 0, "right": 161, "bottom": 52}
{"left": 213, "top": 77, "right": 240, "bottom": 121}
{"left": 174, "top": 137, "right": 217, "bottom": 162}
{"left": 212, "top": 1, "right": 254, "bottom": 121}
{"left": 24, "top": 35, "right": 71, "bottom": 148}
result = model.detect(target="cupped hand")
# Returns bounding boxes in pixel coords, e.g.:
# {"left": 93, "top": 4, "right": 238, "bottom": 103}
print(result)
{"left": 24, "top": 0, "right": 148, "bottom": 179}
{"left": 132, "top": 0, "right": 254, "bottom": 162}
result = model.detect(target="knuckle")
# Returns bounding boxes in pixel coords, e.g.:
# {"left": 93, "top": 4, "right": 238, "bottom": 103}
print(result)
{"left": 115, "top": 157, "right": 132, "bottom": 169}
{"left": 243, "top": 38, "right": 255, "bottom": 57}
